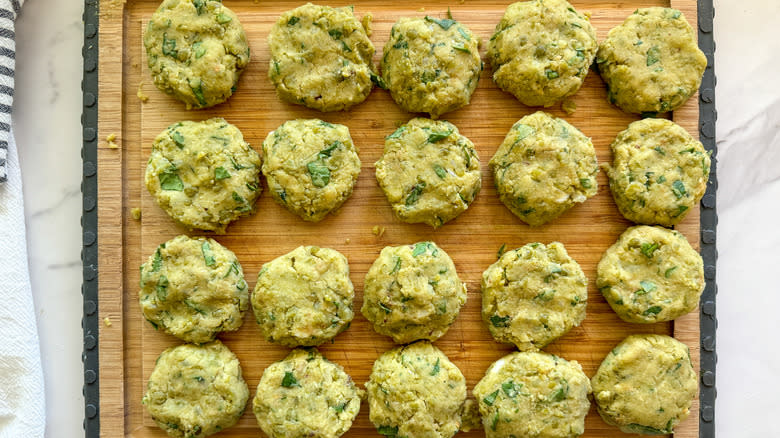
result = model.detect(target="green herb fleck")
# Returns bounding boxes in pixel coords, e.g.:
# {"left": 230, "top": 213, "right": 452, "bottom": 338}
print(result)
{"left": 513, "top": 124, "right": 534, "bottom": 141}
{"left": 425, "top": 16, "right": 456, "bottom": 30}
{"left": 643, "top": 306, "right": 663, "bottom": 316}
{"left": 490, "top": 314, "right": 510, "bottom": 328}
{"left": 214, "top": 166, "right": 231, "bottom": 180}
{"left": 171, "top": 130, "right": 185, "bottom": 147}
{"left": 545, "top": 69, "right": 559, "bottom": 79}
{"left": 672, "top": 180, "right": 687, "bottom": 199}
{"left": 159, "top": 169, "right": 183, "bottom": 191}
{"left": 151, "top": 248, "right": 163, "bottom": 272}
{"left": 307, "top": 160, "right": 331, "bottom": 187}
{"left": 192, "top": 41, "right": 206, "bottom": 59}
{"left": 673, "top": 205, "right": 689, "bottom": 217}
{"left": 483, "top": 390, "right": 499, "bottom": 406}
{"left": 405, "top": 182, "right": 426, "bottom": 205}
{"left": 453, "top": 42, "right": 470, "bottom": 54}
{"left": 646, "top": 46, "right": 661, "bottom": 66}
{"left": 641, "top": 242, "right": 659, "bottom": 258}
{"left": 328, "top": 28, "right": 343, "bottom": 39}
{"left": 427, "top": 129, "right": 453, "bottom": 143}
{"left": 387, "top": 126, "right": 406, "bottom": 139}
{"left": 377, "top": 425, "right": 398, "bottom": 437}
{"left": 637, "top": 280, "right": 657, "bottom": 294}
{"left": 457, "top": 27, "right": 471, "bottom": 41}
{"left": 580, "top": 178, "right": 592, "bottom": 188}
{"left": 430, "top": 358, "right": 441, "bottom": 376}
{"left": 246, "top": 182, "right": 258, "bottom": 191}
{"left": 412, "top": 242, "right": 434, "bottom": 257}
{"left": 497, "top": 243, "right": 507, "bottom": 259}
{"left": 370, "top": 72, "right": 387, "bottom": 89}
{"left": 390, "top": 256, "right": 401, "bottom": 274}
{"left": 287, "top": 16, "right": 300, "bottom": 26}
{"left": 433, "top": 164, "right": 447, "bottom": 179}
{"left": 657, "top": 175, "right": 667, "bottom": 184}
{"left": 156, "top": 275, "right": 169, "bottom": 301}
{"left": 379, "top": 302, "right": 392, "bottom": 314}
{"left": 216, "top": 13, "right": 232, "bottom": 24}
{"left": 490, "top": 412, "right": 499, "bottom": 431}
{"left": 671, "top": 10, "right": 682, "bottom": 19}
{"left": 191, "top": 81, "right": 206, "bottom": 106}
{"left": 201, "top": 241, "right": 216, "bottom": 266}
{"left": 281, "top": 371, "right": 299, "bottom": 387}
{"left": 502, "top": 381, "right": 522, "bottom": 398}
{"left": 162, "top": 33, "right": 177, "bottom": 57}
{"left": 548, "top": 382, "right": 568, "bottom": 402}
{"left": 665, "top": 266, "right": 678, "bottom": 278}
{"left": 333, "top": 401, "right": 348, "bottom": 413}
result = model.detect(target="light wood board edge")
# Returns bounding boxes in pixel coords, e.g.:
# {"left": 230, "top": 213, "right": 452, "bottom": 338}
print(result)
{"left": 98, "top": 0, "right": 127, "bottom": 436}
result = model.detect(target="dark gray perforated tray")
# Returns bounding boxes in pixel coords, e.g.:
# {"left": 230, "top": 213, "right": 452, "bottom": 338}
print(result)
{"left": 80, "top": 1, "right": 717, "bottom": 436}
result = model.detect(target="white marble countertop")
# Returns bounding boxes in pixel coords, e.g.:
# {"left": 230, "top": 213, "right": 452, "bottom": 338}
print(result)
{"left": 11, "top": 0, "right": 779, "bottom": 436}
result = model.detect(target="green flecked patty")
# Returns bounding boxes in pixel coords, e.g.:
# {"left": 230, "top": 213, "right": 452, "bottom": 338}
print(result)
{"left": 145, "top": 118, "right": 262, "bottom": 233}
{"left": 139, "top": 235, "right": 248, "bottom": 343}
{"left": 488, "top": 0, "right": 598, "bottom": 107}
{"left": 142, "top": 341, "right": 249, "bottom": 438}
{"left": 143, "top": 0, "right": 250, "bottom": 109}
{"left": 591, "top": 334, "right": 697, "bottom": 435}
{"left": 253, "top": 348, "right": 362, "bottom": 438}
{"left": 473, "top": 351, "right": 591, "bottom": 438}
{"left": 596, "top": 7, "right": 707, "bottom": 114}
{"left": 490, "top": 111, "right": 598, "bottom": 226}
{"left": 268, "top": 3, "right": 375, "bottom": 111}
{"left": 366, "top": 341, "right": 468, "bottom": 438}
{"left": 606, "top": 118, "right": 711, "bottom": 226}
{"left": 381, "top": 15, "right": 482, "bottom": 118}
{"left": 597, "top": 226, "right": 704, "bottom": 323}
{"left": 252, "top": 246, "right": 354, "bottom": 347}
{"left": 361, "top": 242, "right": 466, "bottom": 344}
{"left": 262, "top": 119, "right": 361, "bottom": 222}
{"left": 482, "top": 242, "right": 587, "bottom": 351}
{"left": 375, "top": 118, "right": 481, "bottom": 228}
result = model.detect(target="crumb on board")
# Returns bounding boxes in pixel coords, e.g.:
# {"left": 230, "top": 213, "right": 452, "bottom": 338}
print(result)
{"left": 418, "top": 7, "right": 425, "bottom": 12}
{"left": 362, "top": 13, "right": 373, "bottom": 36}
{"left": 345, "top": 238, "right": 351, "bottom": 244}
{"left": 103, "top": 317, "right": 112, "bottom": 327}
{"left": 372, "top": 226, "right": 386, "bottom": 238}
{"left": 137, "top": 82, "right": 149, "bottom": 103}
{"left": 562, "top": 99, "right": 577, "bottom": 115}
{"left": 106, "top": 133, "right": 119, "bottom": 149}
{"left": 131, "top": 207, "right": 142, "bottom": 220}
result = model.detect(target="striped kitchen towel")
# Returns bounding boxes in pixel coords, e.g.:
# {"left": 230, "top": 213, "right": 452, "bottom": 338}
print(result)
{"left": 0, "top": 0, "right": 23, "bottom": 183}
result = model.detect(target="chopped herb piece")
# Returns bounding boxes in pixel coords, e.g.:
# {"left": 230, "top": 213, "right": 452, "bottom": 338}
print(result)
{"left": 425, "top": 16, "right": 456, "bottom": 30}
{"left": 159, "top": 169, "right": 183, "bottom": 191}
{"left": 156, "top": 275, "right": 169, "bottom": 301}
{"left": 657, "top": 175, "right": 667, "bottom": 183}
{"left": 370, "top": 72, "right": 387, "bottom": 89}
{"left": 548, "top": 383, "right": 568, "bottom": 402}
{"left": 192, "top": 41, "right": 206, "bottom": 59}
{"left": 646, "top": 46, "right": 661, "bottom": 66}
{"left": 390, "top": 256, "right": 401, "bottom": 274}
{"left": 151, "top": 248, "right": 163, "bottom": 272}
{"left": 640, "top": 242, "right": 659, "bottom": 258}
{"left": 483, "top": 390, "right": 499, "bottom": 406}
{"left": 457, "top": 27, "right": 471, "bottom": 41}
{"left": 421, "top": 70, "right": 438, "bottom": 83}
{"left": 307, "top": 160, "right": 331, "bottom": 187}
{"left": 191, "top": 81, "right": 206, "bottom": 106}
{"left": 678, "top": 147, "right": 697, "bottom": 154}
{"left": 377, "top": 425, "right": 398, "bottom": 436}
{"left": 405, "top": 182, "right": 426, "bottom": 205}
{"left": 664, "top": 266, "right": 678, "bottom": 278}
{"left": 201, "top": 241, "right": 216, "bottom": 266}
{"left": 580, "top": 178, "right": 592, "bottom": 188}
{"left": 671, "top": 10, "right": 682, "bottom": 19}
{"left": 433, "top": 164, "right": 447, "bottom": 179}
{"left": 545, "top": 69, "right": 559, "bottom": 79}
{"left": 638, "top": 280, "right": 656, "bottom": 294}
{"left": 497, "top": 243, "right": 507, "bottom": 259}
{"left": 281, "top": 371, "right": 299, "bottom": 387}
{"left": 673, "top": 205, "right": 689, "bottom": 217}
{"left": 430, "top": 358, "right": 441, "bottom": 376}
{"left": 672, "top": 180, "right": 687, "bottom": 199}
{"left": 387, "top": 126, "right": 406, "bottom": 139}
{"left": 328, "top": 29, "right": 343, "bottom": 39}
{"left": 502, "top": 381, "right": 522, "bottom": 398}
{"left": 379, "top": 302, "right": 392, "bottom": 314}
{"left": 447, "top": 7, "right": 453, "bottom": 19}
{"left": 246, "top": 182, "right": 258, "bottom": 191}
{"left": 318, "top": 141, "right": 340, "bottom": 158}
{"left": 427, "top": 129, "right": 453, "bottom": 143}
{"left": 392, "top": 40, "right": 408, "bottom": 49}
{"left": 162, "top": 33, "right": 177, "bottom": 57}
{"left": 412, "top": 242, "right": 433, "bottom": 257}
{"left": 513, "top": 124, "right": 534, "bottom": 141}
{"left": 333, "top": 401, "right": 348, "bottom": 413}
{"left": 490, "top": 412, "right": 499, "bottom": 431}
{"left": 193, "top": 376, "right": 204, "bottom": 382}
{"left": 193, "top": 0, "right": 205, "bottom": 14}
{"left": 490, "top": 314, "right": 510, "bottom": 328}
{"left": 453, "top": 42, "right": 470, "bottom": 53}
{"left": 216, "top": 13, "right": 232, "bottom": 24}
{"left": 214, "top": 166, "right": 231, "bottom": 180}
{"left": 643, "top": 306, "right": 663, "bottom": 316}
{"left": 287, "top": 16, "right": 300, "bottom": 26}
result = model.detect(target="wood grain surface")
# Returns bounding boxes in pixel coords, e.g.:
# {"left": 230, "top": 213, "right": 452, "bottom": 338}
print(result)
{"left": 97, "top": 0, "right": 702, "bottom": 436}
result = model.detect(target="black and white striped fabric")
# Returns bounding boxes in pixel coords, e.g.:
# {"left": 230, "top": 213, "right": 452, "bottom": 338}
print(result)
{"left": 0, "top": 0, "right": 23, "bottom": 183}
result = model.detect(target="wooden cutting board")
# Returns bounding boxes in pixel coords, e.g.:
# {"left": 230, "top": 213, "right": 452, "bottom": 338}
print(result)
{"left": 96, "top": 0, "right": 702, "bottom": 436}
